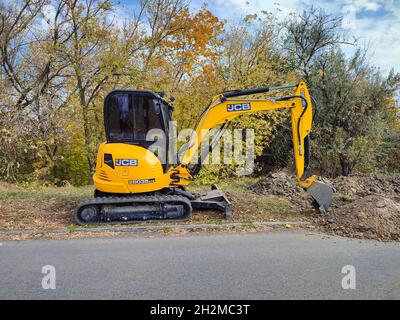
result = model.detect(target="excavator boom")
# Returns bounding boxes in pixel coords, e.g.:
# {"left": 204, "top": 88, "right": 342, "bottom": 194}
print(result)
{"left": 173, "top": 81, "right": 333, "bottom": 212}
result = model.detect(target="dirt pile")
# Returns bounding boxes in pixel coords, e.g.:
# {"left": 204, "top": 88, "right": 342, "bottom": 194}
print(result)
{"left": 251, "top": 172, "right": 400, "bottom": 241}
{"left": 317, "top": 173, "right": 400, "bottom": 241}
{"left": 331, "top": 174, "right": 399, "bottom": 202}
{"left": 249, "top": 171, "right": 315, "bottom": 212}
{"left": 317, "top": 195, "right": 400, "bottom": 240}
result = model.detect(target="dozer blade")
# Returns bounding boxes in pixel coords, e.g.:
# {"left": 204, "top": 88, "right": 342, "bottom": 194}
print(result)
{"left": 307, "top": 181, "right": 333, "bottom": 214}
{"left": 190, "top": 188, "right": 232, "bottom": 220}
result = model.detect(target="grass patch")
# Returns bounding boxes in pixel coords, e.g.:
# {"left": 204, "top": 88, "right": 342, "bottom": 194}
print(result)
{"left": 250, "top": 195, "right": 296, "bottom": 215}
{"left": 0, "top": 185, "right": 93, "bottom": 202}
{"left": 188, "top": 176, "right": 258, "bottom": 192}
{"left": 0, "top": 178, "right": 303, "bottom": 232}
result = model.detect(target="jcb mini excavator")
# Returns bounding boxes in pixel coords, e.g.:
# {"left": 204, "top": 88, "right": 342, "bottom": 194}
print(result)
{"left": 75, "top": 81, "right": 333, "bottom": 225}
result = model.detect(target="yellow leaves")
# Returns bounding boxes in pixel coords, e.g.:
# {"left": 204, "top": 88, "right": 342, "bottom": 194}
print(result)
{"left": 98, "top": 0, "right": 112, "bottom": 11}
{"left": 244, "top": 14, "right": 258, "bottom": 22}
{"left": 386, "top": 98, "right": 397, "bottom": 109}
{"left": 159, "top": 6, "right": 225, "bottom": 79}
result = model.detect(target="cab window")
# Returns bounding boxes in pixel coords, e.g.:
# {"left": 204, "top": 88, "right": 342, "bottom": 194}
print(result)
{"left": 107, "top": 92, "right": 163, "bottom": 143}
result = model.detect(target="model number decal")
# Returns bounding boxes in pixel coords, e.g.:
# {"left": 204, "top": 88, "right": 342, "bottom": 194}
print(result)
{"left": 227, "top": 103, "right": 251, "bottom": 112}
{"left": 115, "top": 159, "right": 138, "bottom": 166}
{"left": 128, "top": 178, "right": 155, "bottom": 185}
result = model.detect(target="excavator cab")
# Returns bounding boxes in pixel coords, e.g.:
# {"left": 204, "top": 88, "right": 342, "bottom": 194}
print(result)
{"left": 104, "top": 90, "right": 172, "bottom": 148}
{"left": 90, "top": 90, "right": 179, "bottom": 198}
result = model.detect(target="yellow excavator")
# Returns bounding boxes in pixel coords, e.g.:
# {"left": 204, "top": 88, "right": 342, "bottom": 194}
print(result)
{"left": 75, "top": 81, "right": 333, "bottom": 224}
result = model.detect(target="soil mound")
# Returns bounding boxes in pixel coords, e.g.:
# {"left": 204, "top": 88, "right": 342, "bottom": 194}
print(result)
{"left": 250, "top": 171, "right": 315, "bottom": 212}
{"left": 250, "top": 172, "right": 400, "bottom": 241}
{"left": 316, "top": 195, "right": 400, "bottom": 241}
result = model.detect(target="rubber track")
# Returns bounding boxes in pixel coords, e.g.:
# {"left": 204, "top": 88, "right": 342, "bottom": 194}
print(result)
{"left": 75, "top": 195, "right": 192, "bottom": 226}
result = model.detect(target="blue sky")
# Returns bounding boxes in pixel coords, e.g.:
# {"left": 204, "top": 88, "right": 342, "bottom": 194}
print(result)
{"left": 118, "top": 0, "right": 400, "bottom": 74}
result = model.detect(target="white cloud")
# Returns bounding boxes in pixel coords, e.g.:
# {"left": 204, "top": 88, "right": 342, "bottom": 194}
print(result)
{"left": 344, "top": 0, "right": 381, "bottom": 11}
{"left": 350, "top": 17, "right": 400, "bottom": 73}
{"left": 206, "top": 0, "right": 301, "bottom": 19}
{"left": 383, "top": 0, "right": 400, "bottom": 17}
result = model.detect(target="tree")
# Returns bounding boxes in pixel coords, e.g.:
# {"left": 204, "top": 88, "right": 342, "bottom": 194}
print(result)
{"left": 141, "top": 0, "right": 189, "bottom": 70}
{"left": 159, "top": 5, "right": 224, "bottom": 90}
{"left": 284, "top": 6, "right": 354, "bottom": 80}
{"left": 55, "top": 0, "right": 120, "bottom": 175}
{"left": 281, "top": 7, "right": 398, "bottom": 177}
{"left": 217, "top": 13, "right": 296, "bottom": 175}
{"left": 173, "top": 13, "right": 295, "bottom": 180}
{"left": 0, "top": 0, "right": 73, "bottom": 180}
{"left": 309, "top": 49, "right": 400, "bottom": 175}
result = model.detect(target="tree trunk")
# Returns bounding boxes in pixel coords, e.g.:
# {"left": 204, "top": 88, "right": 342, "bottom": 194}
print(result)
{"left": 77, "top": 78, "right": 94, "bottom": 180}
{"left": 339, "top": 155, "right": 352, "bottom": 176}
{"left": 6, "top": 161, "right": 16, "bottom": 182}
{"left": 82, "top": 106, "right": 94, "bottom": 175}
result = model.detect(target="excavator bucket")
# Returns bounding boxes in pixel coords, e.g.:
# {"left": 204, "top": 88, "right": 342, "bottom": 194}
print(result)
{"left": 307, "top": 181, "right": 333, "bottom": 213}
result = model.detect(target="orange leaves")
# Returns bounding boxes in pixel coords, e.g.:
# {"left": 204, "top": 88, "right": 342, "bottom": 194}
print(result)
{"left": 159, "top": 5, "right": 225, "bottom": 80}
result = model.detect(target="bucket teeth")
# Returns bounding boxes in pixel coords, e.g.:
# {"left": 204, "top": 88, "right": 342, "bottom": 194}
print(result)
{"left": 307, "top": 181, "right": 333, "bottom": 213}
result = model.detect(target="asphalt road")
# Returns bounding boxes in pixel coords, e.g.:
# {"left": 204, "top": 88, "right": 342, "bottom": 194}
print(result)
{"left": 1, "top": 230, "right": 400, "bottom": 299}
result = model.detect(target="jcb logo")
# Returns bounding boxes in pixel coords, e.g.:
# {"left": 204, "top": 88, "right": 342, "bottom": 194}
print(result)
{"left": 227, "top": 103, "right": 251, "bottom": 112}
{"left": 115, "top": 159, "right": 138, "bottom": 166}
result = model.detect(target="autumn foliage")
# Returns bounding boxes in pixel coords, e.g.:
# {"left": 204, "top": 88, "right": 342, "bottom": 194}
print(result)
{"left": 0, "top": 1, "right": 399, "bottom": 185}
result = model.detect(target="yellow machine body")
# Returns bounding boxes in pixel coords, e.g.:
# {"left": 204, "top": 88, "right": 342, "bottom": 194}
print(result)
{"left": 76, "top": 81, "right": 333, "bottom": 224}
{"left": 94, "top": 81, "right": 315, "bottom": 194}
{"left": 84, "top": 81, "right": 333, "bottom": 223}
{"left": 94, "top": 143, "right": 169, "bottom": 194}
